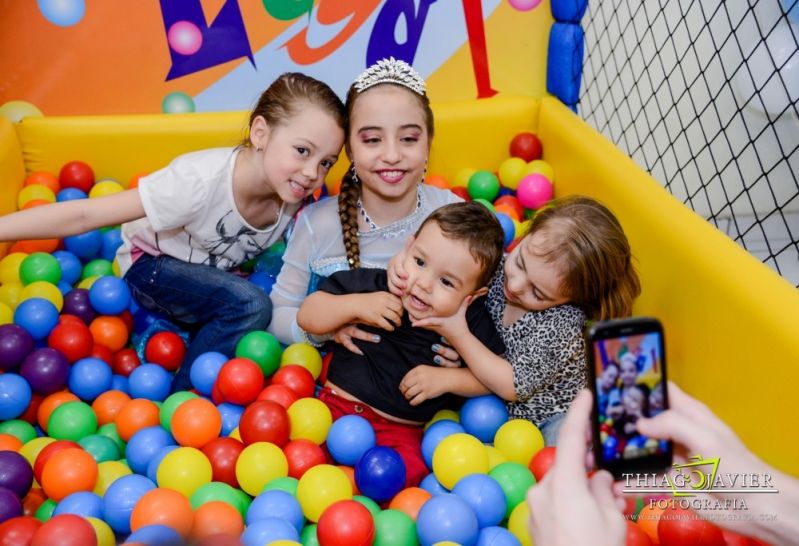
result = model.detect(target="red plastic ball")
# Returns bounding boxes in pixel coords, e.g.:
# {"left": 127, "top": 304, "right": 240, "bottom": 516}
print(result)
{"left": 238, "top": 400, "right": 290, "bottom": 447}
{"left": 89, "top": 343, "right": 114, "bottom": 366}
{"left": 33, "top": 440, "right": 80, "bottom": 484}
{"left": 626, "top": 521, "right": 653, "bottom": 546}
{"left": 31, "top": 514, "right": 97, "bottom": 546}
{"left": 316, "top": 499, "right": 375, "bottom": 546}
{"left": 19, "top": 394, "right": 43, "bottom": 425}
{"left": 145, "top": 332, "right": 186, "bottom": 372}
{"left": 256, "top": 384, "right": 299, "bottom": 409}
{"left": 58, "top": 161, "right": 95, "bottom": 194}
{"left": 270, "top": 365, "right": 315, "bottom": 399}
{"left": 450, "top": 186, "right": 471, "bottom": 201}
{"left": 493, "top": 195, "right": 525, "bottom": 220}
{"left": 528, "top": 446, "right": 556, "bottom": 482}
{"left": 216, "top": 358, "right": 264, "bottom": 405}
{"left": 112, "top": 348, "right": 141, "bottom": 376}
{"left": 284, "top": 439, "right": 327, "bottom": 479}
{"left": 658, "top": 507, "right": 725, "bottom": 546}
{"left": 202, "top": 437, "right": 245, "bottom": 488}
{"left": 47, "top": 321, "right": 93, "bottom": 363}
{"left": 22, "top": 488, "right": 47, "bottom": 517}
{"left": 509, "top": 132, "right": 542, "bottom": 162}
{"left": 0, "top": 516, "right": 41, "bottom": 546}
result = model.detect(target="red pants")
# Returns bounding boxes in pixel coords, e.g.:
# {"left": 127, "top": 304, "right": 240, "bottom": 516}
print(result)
{"left": 318, "top": 387, "right": 427, "bottom": 488}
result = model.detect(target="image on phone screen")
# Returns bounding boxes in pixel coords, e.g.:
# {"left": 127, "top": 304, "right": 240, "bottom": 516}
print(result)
{"left": 593, "top": 331, "right": 669, "bottom": 465}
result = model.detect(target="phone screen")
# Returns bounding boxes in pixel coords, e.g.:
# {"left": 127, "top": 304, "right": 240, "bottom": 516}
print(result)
{"left": 587, "top": 318, "right": 671, "bottom": 477}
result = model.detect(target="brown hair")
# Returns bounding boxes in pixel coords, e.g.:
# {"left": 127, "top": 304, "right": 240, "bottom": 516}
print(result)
{"left": 243, "top": 73, "right": 346, "bottom": 145}
{"left": 524, "top": 195, "right": 641, "bottom": 320}
{"left": 338, "top": 82, "right": 435, "bottom": 268}
{"left": 416, "top": 202, "right": 504, "bottom": 289}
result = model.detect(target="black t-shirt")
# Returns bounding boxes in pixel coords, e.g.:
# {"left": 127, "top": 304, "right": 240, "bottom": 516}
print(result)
{"left": 320, "top": 268, "right": 506, "bottom": 422}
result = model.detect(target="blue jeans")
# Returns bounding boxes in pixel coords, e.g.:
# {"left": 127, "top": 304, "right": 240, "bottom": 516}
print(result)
{"left": 540, "top": 412, "right": 567, "bottom": 447}
{"left": 124, "top": 254, "right": 272, "bottom": 391}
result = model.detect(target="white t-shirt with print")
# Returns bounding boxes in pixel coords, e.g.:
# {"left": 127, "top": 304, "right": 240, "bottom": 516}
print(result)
{"left": 117, "top": 147, "right": 299, "bottom": 275}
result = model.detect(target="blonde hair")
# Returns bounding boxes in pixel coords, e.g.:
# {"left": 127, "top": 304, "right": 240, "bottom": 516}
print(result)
{"left": 525, "top": 195, "right": 641, "bottom": 320}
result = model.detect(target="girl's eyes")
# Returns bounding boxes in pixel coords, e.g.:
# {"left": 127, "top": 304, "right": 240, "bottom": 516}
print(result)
{"left": 320, "top": 159, "right": 334, "bottom": 170}
{"left": 296, "top": 146, "right": 309, "bottom": 156}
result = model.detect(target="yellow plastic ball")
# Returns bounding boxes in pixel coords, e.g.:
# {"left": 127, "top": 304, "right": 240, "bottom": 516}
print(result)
{"left": 432, "top": 432, "right": 489, "bottom": 489}
{"left": 485, "top": 445, "right": 508, "bottom": 470}
{"left": 17, "top": 184, "right": 56, "bottom": 209}
{"left": 93, "top": 460, "right": 132, "bottom": 496}
{"left": 112, "top": 259, "right": 121, "bottom": 277}
{"left": 20, "top": 437, "right": 56, "bottom": 466}
{"left": 524, "top": 159, "right": 555, "bottom": 182}
{"left": 20, "top": 281, "right": 64, "bottom": 311}
{"left": 511, "top": 219, "right": 529, "bottom": 239}
{"left": 494, "top": 419, "right": 544, "bottom": 466}
{"left": 0, "top": 253, "right": 27, "bottom": 285}
{"left": 87, "top": 516, "right": 116, "bottom": 546}
{"left": 229, "top": 426, "right": 242, "bottom": 441}
{"left": 0, "top": 302, "right": 12, "bottom": 325}
{"left": 453, "top": 168, "right": 476, "bottom": 188}
{"left": 0, "top": 100, "right": 43, "bottom": 123}
{"left": 498, "top": 157, "right": 528, "bottom": 190}
{"left": 287, "top": 397, "right": 332, "bottom": 445}
{"left": 507, "top": 499, "right": 533, "bottom": 546}
{"left": 296, "top": 464, "right": 352, "bottom": 522}
{"left": 269, "top": 542, "right": 302, "bottom": 546}
{"left": 235, "top": 442, "right": 288, "bottom": 496}
{"left": 425, "top": 408, "right": 460, "bottom": 431}
{"left": 78, "top": 275, "right": 99, "bottom": 290}
{"left": 89, "top": 179, "right": 125, "bottom": 199}
{"left": 157, "top": 446, "right": 213, "bottom": 498}
{"left": 280, "top": 343, "right": 322, "bottom": 379}
{"left": 0, "top": 282, "right": 23, "bottom": 310}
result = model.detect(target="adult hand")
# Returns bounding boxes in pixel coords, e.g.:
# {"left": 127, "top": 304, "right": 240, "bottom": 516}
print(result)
{"left": 333, "top": 324, "right": 380, "bottom": 356}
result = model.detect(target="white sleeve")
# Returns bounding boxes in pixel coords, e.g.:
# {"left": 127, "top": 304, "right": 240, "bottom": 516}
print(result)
{"left": 138, "top": 157, "right": 212, "bottom": 232}
{"left": 268, "top": 209, "right": 318, "bottom": 345}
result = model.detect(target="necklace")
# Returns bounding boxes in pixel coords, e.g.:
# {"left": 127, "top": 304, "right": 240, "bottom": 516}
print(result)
{"left": 356, "top": 186, "right": 423, "bottom": 231}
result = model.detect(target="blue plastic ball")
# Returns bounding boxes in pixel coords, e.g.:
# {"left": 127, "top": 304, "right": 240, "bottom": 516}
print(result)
{"left": 57, "top": 281, "right": 72, "bottom": 295}
{"left": 459, "top": 394, "right": 509, "bottom": 443}
{"left": 217, "top": 402, "right": 244, "bottom": 436}
{"left": 126, "top": 524, "right": 183, "bottom": 546}
{"left": 416, "top": 493, "right": 479, "bottom": 546}
{"left": 354, "top": 446, "right": 406, "bottom": 503}
{"left": 13, "top": 298, "right": 59, "bottom": 340}
{"left": 419, "top": 473, "right": 449, "bottom": 496}
{"left": 246, "top": 489, "right": 304, "bottom": 532}
{"left": 128, "top": 363, "right": 172, "bottom": 401}
{"left": 495, "top": 212, "right": 516, "bottom": 248}
{"left": 327, "top": 414, "right": 377, "bottom": 466}
{"left": 101, "top": 228, "right": 123, "bottom": 262}
{"left": 0, "top": 373, "right": 32, "bottom": 420}
{"left": 89, "top": 276, "right": 131, "bottom": 315}
{"left": 146, "top": 445, "right": 178, "bottom": 484}
{"left": 111, "top": 374, "right": 129, "bottom": 393}
{"left": 52, "top": 250, "right": 82, "bottom": 286}
{"left": 248, "top": 271, "right": 277, "bottom": 295}
{"left": 126, "top": 426, "right": 176, "bottom": 475}
{"left": 241, "top": 517, "right": 300, "bottom": 546}
{"left": 68, "top": 357, "right": 113, "bottom": 401}
{"left": 56, "top": 188, "right": 87, "bottom": 202}
{"left": 101, "top": 474, "right": 156, "bottom": 533}
{"left": 421, "top": 419, "right": 465, "bottom": 469}
{"left": 53, "top": 491, "right": 103, "bottom": 519}
{"left": 476, "top": 526, "right": 522, "bottom": 546}
{"left": 452, "top": 473, "right": 507, "bottom": 528}
{"left": 189, "top": 351, "right": 227, "bottom": 396}
{"left": 64, "top": 229, "right": 102, "bottom": 259}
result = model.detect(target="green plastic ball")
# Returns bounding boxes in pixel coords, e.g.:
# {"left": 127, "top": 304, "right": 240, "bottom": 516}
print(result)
{"left": 19, "top": 252, "right": 61, "bottom": 286}
{"left": 235, "top": 331, "right": 282, "bottom": 376}
{"left": 373, "top": 508, "right": 417, "bottom": 546}
{"left": 473, "top": 198, "right": 495, "bottom": 212}
{"left": 0, "top": 419, "right": 37, "bottom": 444}
{"left": 190, "top": 481, "right": 246, "bottom": 516}
{"left": 353, "top": 494, "right": 381, "bottom": 517}
{"left": 47, "top": 400, "right": 98, "bottom": 441}
{"left": 97, "top": 423, "right": 126, "bottom": 454}
{"left": 467, "top": 170, "right": 500, "bottom": 202}
{"left": 301, "top": 523, "right": 321, "bottom": 546}
{"left": 159, "top": 391, "right": 198, "bottom": 432}
{"left": 81, "top": 259, "right": 114, "bottom": 280}
{"left": 79, "top": 433, "right": 121, "bottom": 462}
{"left": 488, "top": 461, "right": 536, "bottom": 518}
{"left": 263, "top": 476, "right": 299, "bottom": 496}
{"left": 35, "top": 498, "right": 56, "bottom": 522}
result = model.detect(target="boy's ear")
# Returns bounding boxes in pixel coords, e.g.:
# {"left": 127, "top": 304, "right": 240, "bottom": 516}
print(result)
{"left": 249, "top": 115, "right": 270, "bottom": 149}
{"left": 468, "top": 286, "right": 488, "bottom": 302}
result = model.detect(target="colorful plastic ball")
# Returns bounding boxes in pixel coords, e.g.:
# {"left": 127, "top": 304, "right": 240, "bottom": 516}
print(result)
{"left": 109, "top": 348, "right": 138, "bottom": 378}
{"left": 432, "top": 433, "right": 488, "bottom": 490}
{"left": 126, "top": 426, "right": 176, "bottom": 475}
{"left": 24, "top": 171, "right": 59, "bottom": 192}
{"left": 287, "top": 398, "right": 332, "bottom": 445}
{"left": 0, "top": 324, "right": 34, "bottom": 371}
{"left": 0, "top": 451, "right": 33, "bottom": 498}
{"left": 246, "top": 489, "right": 303, "bottom": 531}
{"left": 58, "top": 161, "right": 94, "bottom": 193}
{"left": 476, "top": 526, "right": 522, "bottom": 546}
{"left": 234, "top": 331, "right": 281, "bottom": 376}
{"left": 235, "top": 442, "right": 288, "bottom": 496}
{"left": 189, "top": 481, "right": 246, "bottom": 514}
{"left": 63, "top": 230, "right": 102, "bottom": 260}
{"left": 0, "top": 434, "right": 22, "bottom": 452}
{"left": 67, "top": 357, "right": 113, "bottom": 401}
{"left": 98, "top": 229, "right": 122, "bottom": 263}
{"left": 128, "top": 364, "right": 172, "bottom": 402}
{"left": 171, "top": 398, "right": 222, "bottom": 448}
{"left": 524, "top": 159, "right": 554, "bottom": 182}
{"left": 61, "top": 289, "right": 95, "bottom": 325}
{"left": 528, "top": 445, "right": 556, "bottom": 482}
{"left": 270, "top": 364, "right": 315, "bottom": 399}
{"left": 87, "top": 276, "right": 130, "bottom": 316}
{"left": 0, "top": 284, "right": 22, "bottom": 315}
{"left": 416, "top": 493, "right": 479, "bottom": 546}
{"left": 257, "top": 384, "right": 299, "bottom": 409}
{"left": 326, "top": 415, "right": 376, "bottom": 466}
{"left": 280, "top": 343, "right": 322, "bottom": 379}
{"left": 657, "top": 506, "right": 725, "bottom": 546}
{"left": 467, "top": 170, "right": 500, "bottom": 202}
{"left": 509, "top": 132, "right": 542, "bottom": 161}
{"left": 19, "top": 348, "right": 68, "bottom": 395}
{"left": 17, "top": 185, "right": 56, "bottom": 209}
{"left": 354, "top": 446, "right": 406, "bottom": 503}
{"left": 144, "top": 331, "right": 185, "bottom": 372}
{"left": 40, "top": 447, "right": 98, "bottom": 502}
{"left": 488, "top": 462, "right": 535, "bottom": 518}
{"left": 22, "top": 489, "right": 48, "bottom": 521}
{"left": 13, "top": 298, "right": 59, "bottom": 341}
{"left": 47, "top": 400, "right": 97, "bottom": 441}
{"left": 80, "top": 260, "right": 113, "bottom": 281}
{"left": 168, "top": 20, "right": 203, "bottom": 55}
{"left": 54, "top": 188, "right": 87, "bottom": 203}
{"left": 90, "top": 390, "right": 129, "bottom": 427}
{"left": 0, "top": 374, "right": 32, "bottom": 420}
{"left": 47, "top": 320, "right": 92, "bottom": 365}
{"left": 187, "top": 351, "right": 225, "bottom": 396}
{"left": 130, "top": 487, "right": 193, "bottom": 538}
{"left": 284, "top": 439, "right": 327, "bottom": 479}
{"left": 296, "top": 464, "right": 352, "bottom": 523}
{"left": 497, "top": 157, "right": 528, "bottom": 190}
{"left": 216, "top": 402, "right": 244, "bottom": 437}
{"left": 87, "top": 179, "right": 123, "bottom": 199}
{"left": 52, "top": 491, "right": 102, "bottom": 519}
{"left": 493, "top": 419, "right": 544, "bottom": 466}
{"left": 31, "top": 513, "right": 98, "bottom": 546}
{"left": 241, "top": 517, "right": 299, "bottom": 546}
{"left": 201, "top": 438, "right": 244, "bottom": 488}
{"left": 19, "top": 253, "right": 61, "bottom": 286}
{"left": 516, "top": 174, "right": 553, "bottom": 211}
{"left": 101, "top": 474, "right": 156, "bottom": 533}
{"left": 372, "top": 508, "right": 416, "bottom": 545}
{"left": 20, "top": 282, "right": 63, "bottom": 312}
{"left": 387, "top": 488, "right": 429, "bottom": 522}
{"left": 0, "top": 254, "right": 26, "bottom": 286}
{"left": 126, "top": 523, "right": 182, "bottom": 546}
{"left": 317, "top": 499, "right": 375, "bottom": 546}
{"left": 459, "top": 394, "right": 509, "bottom": 443}
{"left": 33, "top": 497, "right": 55, "bottom": 522}
{"left": 49, "top": 252, "right": 79, "bottom": 287}
{"left": 215, "top": 358, "right": 264, "bottom": 406}
{"left": 453, "top": 168, "right": 476, "bottom": 188}
{"left": 155, "top": 391, "right": 194, "bottom": 432}
{"left": 0, "top": 515, "right": 41, "bottom": 545}
{"left": 88, "top": 316, "right": 128, "bottom": 352}
{"left": 238, "top": 400, "right": 289, "bottom": 447}
{"left": 0, "top": 420, "right": 37, "bottom": 445}
{"left": 506, "top": 501, "right": 532, "bottom": 546}
{"left": 157, "top": 447, "right": 213, "bottom": 498}
{"left": 492, "top": 212, "right": 515, "bottom": 248}
{"left": 191, "top": 500, "right": 244, "bottom": 542}
{"left": 115, "top": 398, "right": 160, "bottom": 442}
{"left": 161, "top": 92, "right": 196, "bottom": 115}
{"left": 421, "top": 420, "right": 465, "bottom": 470}
{"left": 77, "top": 434, "right": 120, "bottom": 463}
{"left": 452, "top": 473, "right": 506, "bottom": 528}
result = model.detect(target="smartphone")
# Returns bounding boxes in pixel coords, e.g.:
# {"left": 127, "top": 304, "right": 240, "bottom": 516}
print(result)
{"left": 585, "top": 317, "right": 672, "bottom": 479}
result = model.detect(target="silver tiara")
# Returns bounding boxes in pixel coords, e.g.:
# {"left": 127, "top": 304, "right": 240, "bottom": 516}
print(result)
{"left": 353, "top": 57, "right": 426, "bottom": 95}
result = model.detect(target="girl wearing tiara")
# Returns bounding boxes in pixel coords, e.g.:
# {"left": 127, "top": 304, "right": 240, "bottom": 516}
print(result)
{"left": 269, "top": 58, "right": 461, "bottom": 347}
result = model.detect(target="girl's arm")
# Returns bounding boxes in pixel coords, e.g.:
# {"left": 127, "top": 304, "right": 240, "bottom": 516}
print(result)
{"left": 0, "top": 188, "right": 145, "bottom": 241}
{"left": 297, "top": 290, "right": 402, "bottom": 336}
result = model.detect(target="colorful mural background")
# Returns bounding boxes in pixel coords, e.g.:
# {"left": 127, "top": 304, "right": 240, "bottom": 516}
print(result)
{"left": 0, "top": 0, "right": 552, "bottom": 116}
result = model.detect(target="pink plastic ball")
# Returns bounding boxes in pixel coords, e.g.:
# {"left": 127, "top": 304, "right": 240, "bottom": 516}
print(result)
{"left": 516, "top": 174, "right": 553, "bottom": 210}
{"left": 168, "top": 21, "right": 203, "bottom": 55}
{"left": 508, "top": 0, "right": 542, "bottom": 11}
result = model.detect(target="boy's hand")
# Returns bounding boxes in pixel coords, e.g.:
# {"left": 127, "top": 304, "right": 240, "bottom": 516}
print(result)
{"left": 387, "top": 237, "right": 413, "bottom": 296}
{"left": 333, "top": 325, "right": 381, "bottom": 356}
{"left": 411, "top": 296, "right": 471, "bottom": 341}
{"left": 400, "top": 365, "right": 449, "bottom": 406}
{"left": 355, "top": 292, "right": 403, "bottom": 331}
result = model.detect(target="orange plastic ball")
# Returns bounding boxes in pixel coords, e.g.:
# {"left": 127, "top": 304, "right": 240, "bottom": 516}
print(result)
{"left": 424, "top": 174, "right": 450, "bottom": 189}
{"left": 41, "top": 447, "right": 98, "bottom": 501}
{"left": 91, "top": 390, "right": 132, "bottom": 427}
{"left": 9, "top": 239, "right": 60, "bottom": 255}
{"left": 89, "top": 316, "right": 129, "bottom": 352}
{"left": 24, "top": 172, "right": 60, "bottom": 194}
{"left": 636, "top": 503, "right": 664, "bottom": 544}
{"left": 191, "top": 501, "right": 244, "bottom": 540}
{"left": 388, "top": 487, "right": 431, "bottom": 521}
{"left": 0, "top": 433, "right": 23, "bottom": 452}
{"left": 337, "top": 465, "right": 359, "bottom": 495}
{"left": 115, "top": 398, "right": 160, "bottom": 442}
{"left": 171, "top": 398, "right": 222, "bottom": 448}
{"left": 130, "top": 487, "right": 194, "bottom": 538}
{"left": 37, "top": 392, "right": 79, "bottom": 432}
{"left": 494, "top": 202, "right": 521, "bottom": 221}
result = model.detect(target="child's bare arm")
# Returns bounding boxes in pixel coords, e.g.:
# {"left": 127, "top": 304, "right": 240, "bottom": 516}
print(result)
{"left": 400, "top": 365, "right": 491, "bottom": 406}
{"left": 297, "top": 291, "right": 403, "bottom": 335}
{"left": 0, "top": 189, "right": 145, "bottom": 242}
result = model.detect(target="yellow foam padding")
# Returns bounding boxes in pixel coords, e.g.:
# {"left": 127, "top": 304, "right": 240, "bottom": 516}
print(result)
{"left": 1, "top": 96, "right": 796, "bottom": 475}
{"left": 0, "top": 118, "right": 26, "bottom": 257}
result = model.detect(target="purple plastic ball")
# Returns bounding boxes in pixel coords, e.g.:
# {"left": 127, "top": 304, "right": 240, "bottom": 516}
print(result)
{"left": 0, "top": 487, "right": 23, "bottom": 523}
{"left": 0, "top": 324, "right": 34, "bottom": 371}
{"left": 62, "top": 289, "right": 96, "bottom": 325}
{"left": 19, "top": 347, "right": 70, "bottom": 395}
{"left": 0, "top": 451, "right": 33, "bottom": 498}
